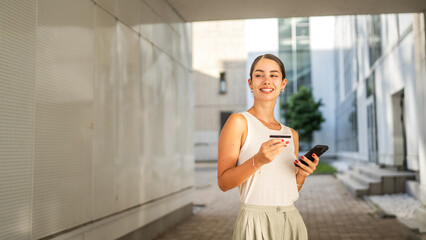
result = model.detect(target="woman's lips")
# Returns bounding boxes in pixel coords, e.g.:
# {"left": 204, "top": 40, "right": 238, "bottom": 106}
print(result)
{"left": 260, "top": 88, "right": 274, "bottom": 94}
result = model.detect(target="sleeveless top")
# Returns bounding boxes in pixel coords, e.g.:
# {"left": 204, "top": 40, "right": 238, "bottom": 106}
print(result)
{"left": 237, "top": 111, "right": 299, "bottom": 206}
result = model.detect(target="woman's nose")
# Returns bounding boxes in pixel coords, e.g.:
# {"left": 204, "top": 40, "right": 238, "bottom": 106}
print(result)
{"left": 263, "top": 76, "right": 271, "bottom": 84}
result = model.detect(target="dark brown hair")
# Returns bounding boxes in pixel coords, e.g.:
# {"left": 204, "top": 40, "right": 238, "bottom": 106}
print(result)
{"left": 249, "top": 54, "right": 286, "bottom": 80}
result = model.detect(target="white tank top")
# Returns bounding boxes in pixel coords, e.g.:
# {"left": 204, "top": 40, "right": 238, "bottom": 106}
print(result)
{"left": 237, "top": 111, "right": 299, "bottom": 206}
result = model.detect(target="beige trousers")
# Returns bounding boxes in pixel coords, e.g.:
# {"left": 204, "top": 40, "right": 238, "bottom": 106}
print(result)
{"left": 233, "top": 203, "right": 308, "bottom": 240}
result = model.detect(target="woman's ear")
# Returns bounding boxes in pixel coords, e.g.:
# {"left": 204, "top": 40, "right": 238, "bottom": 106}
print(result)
{"left": 281, "top": 78, "right": 287, "bottom": 90}
{"left": 248, "top": 78, "right": 253, "bottom": 89}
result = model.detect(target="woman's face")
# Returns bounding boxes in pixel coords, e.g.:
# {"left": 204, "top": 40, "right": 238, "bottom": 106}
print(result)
{"left": 249, "top": 58, "right": 287, "bottom": 101}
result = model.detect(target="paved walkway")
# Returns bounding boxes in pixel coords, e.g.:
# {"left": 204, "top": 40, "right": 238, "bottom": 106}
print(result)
{"left": 156, "top": 163, "right": 412, "bottom": 240}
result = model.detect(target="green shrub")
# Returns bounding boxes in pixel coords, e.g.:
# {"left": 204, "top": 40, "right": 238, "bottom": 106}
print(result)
{"left": 313, "top": 162, "right": 337, "bottom": 175}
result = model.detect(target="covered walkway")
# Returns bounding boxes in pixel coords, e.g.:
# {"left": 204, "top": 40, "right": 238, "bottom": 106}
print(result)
{"left": 1, "top": 0, "right": 425, "bottom": 238}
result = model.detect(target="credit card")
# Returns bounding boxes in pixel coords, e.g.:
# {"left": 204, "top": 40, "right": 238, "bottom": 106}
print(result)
{"left": 270, "top": 134, "right": 291, "bottom": 138}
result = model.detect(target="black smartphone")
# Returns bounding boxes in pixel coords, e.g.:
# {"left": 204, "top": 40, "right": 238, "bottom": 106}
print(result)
{"left": 295, "top": 145, "right": 329, "bottom": 167}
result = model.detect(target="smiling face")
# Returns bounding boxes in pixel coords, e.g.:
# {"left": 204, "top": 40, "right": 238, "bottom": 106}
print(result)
{"left": 249, "top": 58, "right": 287, "bottom": 101}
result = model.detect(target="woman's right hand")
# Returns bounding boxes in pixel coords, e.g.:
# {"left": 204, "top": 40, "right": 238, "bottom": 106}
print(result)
{"left": 255, "top": 139, "right": 288, "bottom": 167}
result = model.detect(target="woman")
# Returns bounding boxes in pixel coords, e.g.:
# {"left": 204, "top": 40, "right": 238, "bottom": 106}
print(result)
{"left": 217, "top": 54, "right": 319, "bottom": 240}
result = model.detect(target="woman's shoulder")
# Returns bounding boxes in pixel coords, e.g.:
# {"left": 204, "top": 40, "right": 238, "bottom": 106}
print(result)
{"left": 220, "top": 113, "right": 248, "bottom": 143}
{"left": 227, "top": 113, "right": 247, "bottom": 127}
{"left": 221, "top": 113, "right": 247, "bottom": 134}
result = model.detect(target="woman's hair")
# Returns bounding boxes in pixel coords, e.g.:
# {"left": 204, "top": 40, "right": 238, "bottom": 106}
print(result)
{"left": 249, "top": 54, "right": 286, "bottom": 80}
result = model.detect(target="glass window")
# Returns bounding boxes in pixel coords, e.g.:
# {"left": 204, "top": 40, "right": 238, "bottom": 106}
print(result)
{"left": 279, "top": 18, "right": 292, "bottom": 39}
{"left": 219, "top": 72, "right": 226, "bottom": 94}
{"left": 336, "top": 91, "right": 358, "bottom": 151}
{"left": 397, "top": 13, "right": 413, "bottom": 36}
{"left": 296, "top": 22, "right": 309, "bottom": 37}
{"left": 334, "top": 49, "right": 341, "bottom": 105}
{"left": 279, "top": 17, "right": 312, "bottom": 127}
{"left": 366, "top": 74, "right": 375, "bottom": 98}
{"left": 343, "top": 48, "right": 354, "bottom": 94}
{"left": 368, "top": 15, "right": 382, "bottom": 67}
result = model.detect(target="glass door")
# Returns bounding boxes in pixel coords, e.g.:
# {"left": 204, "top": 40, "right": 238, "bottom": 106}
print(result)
{"left": 366, "top": 97, "right": 378, "bottom": 164}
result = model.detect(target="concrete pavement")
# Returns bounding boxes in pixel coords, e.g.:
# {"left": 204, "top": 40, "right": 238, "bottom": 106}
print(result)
{"left": 156, "top": 163, "right": 413, "bottom": 240}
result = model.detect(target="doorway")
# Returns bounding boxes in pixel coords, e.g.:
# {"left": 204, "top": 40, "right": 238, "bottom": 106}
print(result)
{"left": 392, "top": 89, "right": 407, "bottom": 169}
{"left": 366, "top": 97, "right": 378, "bottom": 164}
{"left": 220, "top": 111, "right": 232, "bottom": 133}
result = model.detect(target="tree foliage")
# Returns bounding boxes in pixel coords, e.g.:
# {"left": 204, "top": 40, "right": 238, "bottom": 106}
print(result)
{"left": 282, "top": 86, "right": 325, "bottom": 145}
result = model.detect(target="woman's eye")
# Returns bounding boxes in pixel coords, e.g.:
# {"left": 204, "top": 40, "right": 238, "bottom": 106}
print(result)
{"left": 271, "top": 75, "right": 278, "bottom": 78}
{"left": 255, "top": 74, "right": 263, "bottom": 78}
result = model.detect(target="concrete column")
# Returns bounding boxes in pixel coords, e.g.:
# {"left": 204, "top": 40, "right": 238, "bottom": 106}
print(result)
{"left": 413, "top": 11, "right": 426, "bottom": 205}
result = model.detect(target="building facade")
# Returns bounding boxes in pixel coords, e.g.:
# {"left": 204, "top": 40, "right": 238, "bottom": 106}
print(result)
{"left": 193, "top": 20, "right": 248, "bottom": 161}
{"left": 333, "top": 13, "right": 426, "bottom": 204}
{"left": 334, "top": 14, "right": 418, "bottom": 168}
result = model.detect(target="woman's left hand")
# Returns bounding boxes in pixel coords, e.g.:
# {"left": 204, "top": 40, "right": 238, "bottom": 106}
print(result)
{"left": 294, "top": 154, "right": 319, "bottom": 177}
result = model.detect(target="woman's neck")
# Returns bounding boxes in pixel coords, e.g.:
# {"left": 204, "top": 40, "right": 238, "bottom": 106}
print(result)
{"left": 248, "top": 101, "right": 277, "bottom": 123}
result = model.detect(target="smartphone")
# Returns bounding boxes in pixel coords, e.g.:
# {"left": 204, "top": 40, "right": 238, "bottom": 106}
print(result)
{"left": 295, "top": 145, "right": 329, "bottom": 167}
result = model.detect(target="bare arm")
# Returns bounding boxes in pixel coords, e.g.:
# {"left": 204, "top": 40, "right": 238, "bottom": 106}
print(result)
{"left": 217, "top": 114, "right": 286, "bottom": 192}
{"left": 291, "top": 129, "right": 304, "bottom": 191}
{"left": 217, "top": 114, "right": 254, "bottom": 192}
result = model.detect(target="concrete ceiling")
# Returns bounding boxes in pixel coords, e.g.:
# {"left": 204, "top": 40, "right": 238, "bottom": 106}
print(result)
{"left": 167, "top": 0, "right": 426, "bottom": 22}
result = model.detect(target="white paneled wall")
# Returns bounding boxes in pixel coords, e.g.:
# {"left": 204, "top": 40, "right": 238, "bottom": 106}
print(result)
{"left": 116, "top": 21, "right": 142, "bottom": 211}
{"left": 0, "top": 0, "right": 193, "bottom": 239}
{"left": 0, "top": 0, "right": 36, "bottom": 239}
{"left": 33, "top": 0, "right": 95, "bottom": 238}
{"left": 93, "top": 5, "right": 118, "bottom": 220}
{"left": 333, "top": 14, "right": 420, "bottom": 168}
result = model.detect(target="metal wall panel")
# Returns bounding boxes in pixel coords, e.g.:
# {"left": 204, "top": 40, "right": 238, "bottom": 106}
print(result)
{"left": 0, "top": 0, "right": 36, "bottom": 239}
{"left": 183, "top": 68, "right": 195, "bottom": 187}
{"left": 146, "top": 48, "right": 194, "bottom": 196}
{"left": 149, "top": 48, "right": 171, "bottom": 198}
{"left": 0, "top": 0, "right": 193, "bottom": 238}
{"left": 33, "top": 0, "right": 95, "bottom": 238}
{"left": 171, "top": 30, "right": 181, "bottom": 61}
{"left": 93, "top": 6, "right": 118, "bottom": 219}
{"left": 154, "top": 23, "right": 174, "bottom": 58}
{"left": 116, "top": 22, "right": 142, "bottom": 210}
{"left": 179, "top": 23, "right": 192, "bottom": 69}
{"left": 173, "top": 64, "right": 192, "bottom": 189}
{"left": 94, "top": 0, "right": 117, "bottom": 16}
{"left": 95, "top": 0, "right": 143, "bottom": 34}
{"left": 117, "top": 0, "right": 142, "bottom": 33}
{"left": 162, "top": 59, "right": 178, "bottom": 192}
{"left": 91, "top": 2, "right": 195, "bottom": 220}
{"left": 93, "top": 0, "right": 195, "bottom": 222}
{"left": 139, "top": 38, "right": 157, "bottom": 201}
{"left": 139, "top": 0, "right": 157, "bottom": 43}
{"left": 143, "top": 0, "right": 183, "bottom": 31}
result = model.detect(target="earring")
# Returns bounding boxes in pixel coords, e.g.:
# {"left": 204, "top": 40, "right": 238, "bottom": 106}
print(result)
{"left": 251, "top": 89, "right": 253, "bottom": 93}
{"left": 280, "top": 89, "right": 284, "bottom": 94}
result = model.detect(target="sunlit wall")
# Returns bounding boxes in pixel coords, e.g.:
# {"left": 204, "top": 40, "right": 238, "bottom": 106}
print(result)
{"left": 0, "top": 0, "right": 194, "bottom": 239}
{"left": 193, "top": 20, "right": 247, "bottom": 161}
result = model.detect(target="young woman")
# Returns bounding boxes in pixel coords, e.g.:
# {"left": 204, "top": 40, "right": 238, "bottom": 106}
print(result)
{"left": 217, "top": 54, "right": 319, "bottom": 240}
